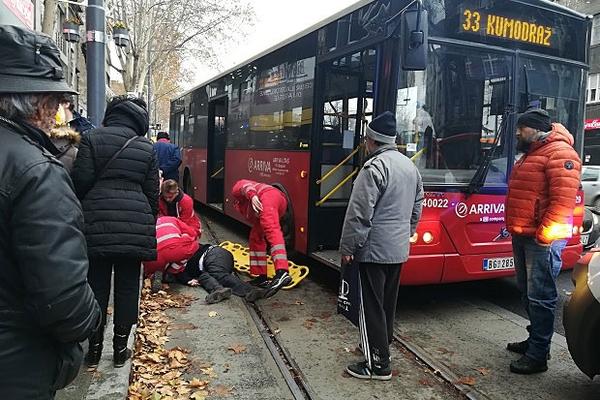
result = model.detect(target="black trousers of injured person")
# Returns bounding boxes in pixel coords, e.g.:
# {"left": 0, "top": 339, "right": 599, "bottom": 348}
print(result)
{"left": 184, "top": 247, "right": 254, "bottom": 297}
{"left": 358, "top": 262, "right": 402, "bottom": 369}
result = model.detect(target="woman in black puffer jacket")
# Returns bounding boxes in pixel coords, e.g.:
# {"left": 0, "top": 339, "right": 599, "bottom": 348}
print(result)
{"left": 72, "top": 95, "right": 159, "bottom": 368}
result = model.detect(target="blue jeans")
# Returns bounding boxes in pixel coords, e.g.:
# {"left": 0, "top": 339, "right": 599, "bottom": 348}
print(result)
{"left": 512, "top": 235, "right": 567, "bottom": 361}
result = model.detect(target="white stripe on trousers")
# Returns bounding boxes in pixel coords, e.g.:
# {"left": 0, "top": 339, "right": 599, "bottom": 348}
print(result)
{"left": 358, "top": 271, "right": 372, "bottom": 370}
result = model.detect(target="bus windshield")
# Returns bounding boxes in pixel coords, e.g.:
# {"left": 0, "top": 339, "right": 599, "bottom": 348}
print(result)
{"left": 518, "top": 57, "right": 584, "bottom": 149}
{"left": 396, "top": 43, "right": 511, "bottom": 186}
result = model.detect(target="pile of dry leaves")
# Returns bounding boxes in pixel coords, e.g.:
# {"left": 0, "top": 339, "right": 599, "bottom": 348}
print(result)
{"left": 128, "top": 280, "right": 210, "bottom": 400}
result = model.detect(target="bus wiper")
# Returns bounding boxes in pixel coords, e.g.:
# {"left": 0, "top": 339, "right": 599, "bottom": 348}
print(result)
{"left": 467, "top": 105, "right": 513, "bottom": 194}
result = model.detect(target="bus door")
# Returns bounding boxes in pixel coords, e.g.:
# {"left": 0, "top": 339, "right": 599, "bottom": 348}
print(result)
{"left": 207, "top": 96, "right": 227, "bottom": 209}
{"left": 310, "top": 48, "right": 377, "bottom": 252}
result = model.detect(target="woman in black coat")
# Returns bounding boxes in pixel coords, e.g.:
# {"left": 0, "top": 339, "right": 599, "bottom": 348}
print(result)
{"left": 72, "top": 96, "right": 159, "bottom": 368}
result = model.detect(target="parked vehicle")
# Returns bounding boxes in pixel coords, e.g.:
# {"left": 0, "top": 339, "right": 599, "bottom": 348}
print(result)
{"left": 581, "top": 166, "right": 600, "bottom": 208}
{"left": 563, "top": 206, "right": 600, "bottom": 378}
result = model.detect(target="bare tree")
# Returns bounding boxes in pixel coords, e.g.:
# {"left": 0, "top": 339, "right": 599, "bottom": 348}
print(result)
{"left": 107, "top": 0, "right": 254, "bottom": 95}
{"left": 41, "top": 0, "right": 57, "bottom": 35}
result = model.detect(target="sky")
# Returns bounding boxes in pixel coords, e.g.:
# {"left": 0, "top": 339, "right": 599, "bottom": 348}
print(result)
{"left": 184, "top": 0, "right": 359, "bottom": 90}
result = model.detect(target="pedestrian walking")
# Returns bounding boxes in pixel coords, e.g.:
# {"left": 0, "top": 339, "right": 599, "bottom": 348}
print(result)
{"left": 505, "top": 108, "right": 581, "bottom": 374}
{"left": 176, "top": 245, "right": 267, "bottom": 303}
{"left": 154, "top": 131, "right": 181, "bottom": 181}
{"left": 231, "top": 179, "right": 293, "bottom": 297}
{"left": 72, "top": 95, "right": 159, "bottom": 368}
{"left": 143, "top": 216, "right": 200, "bottom": 293}
{"left": 0, "top": 25, "right": 101, "bottom": 398}
{"left": 159, "top": 179, "right": 201, "bottom": 238}
{"left": 340, "top": 111, "right": 424, "bottom": 380}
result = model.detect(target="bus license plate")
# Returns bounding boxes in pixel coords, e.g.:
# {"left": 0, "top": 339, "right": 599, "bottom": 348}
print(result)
{"left": 483, "top": 257, "right": 514, "bottom": 271}
{"left": 581, "top": 234, "right": 589, "bottom": 245}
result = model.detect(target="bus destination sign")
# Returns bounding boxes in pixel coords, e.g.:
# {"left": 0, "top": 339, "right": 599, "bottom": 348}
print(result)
{"left": 460, "top": 8, "right": 553, "bottom": 48}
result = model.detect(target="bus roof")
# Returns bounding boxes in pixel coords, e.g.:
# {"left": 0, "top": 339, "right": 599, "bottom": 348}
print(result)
{"left": 174, "top": 0, "right": 589, "bottom": 101}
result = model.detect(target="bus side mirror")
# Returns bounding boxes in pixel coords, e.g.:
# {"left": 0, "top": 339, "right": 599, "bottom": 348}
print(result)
{"left": 402, "top": 7, "right": 428, "bottom": 71}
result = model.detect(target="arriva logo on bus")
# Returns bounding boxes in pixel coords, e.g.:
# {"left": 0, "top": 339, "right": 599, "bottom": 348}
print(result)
{"left": 455, "top": 202, "right": 505, "bottom": 218}
{"left": 247, "top": 157, "right": 272, "bottom": 174}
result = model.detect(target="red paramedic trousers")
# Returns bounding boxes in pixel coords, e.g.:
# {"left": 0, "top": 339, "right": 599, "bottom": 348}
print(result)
{"left": 249, "top": 189, "right": 289, "bottom": 276}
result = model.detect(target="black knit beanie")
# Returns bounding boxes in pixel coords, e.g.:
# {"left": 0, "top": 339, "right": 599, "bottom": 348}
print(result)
{"left": 516, "top": 108, "right": 552, "bottom": 132}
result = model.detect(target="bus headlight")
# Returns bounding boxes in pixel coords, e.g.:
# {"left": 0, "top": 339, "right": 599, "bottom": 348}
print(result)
{"left": 422, "top": 231, "right": 434, "bottom": 244}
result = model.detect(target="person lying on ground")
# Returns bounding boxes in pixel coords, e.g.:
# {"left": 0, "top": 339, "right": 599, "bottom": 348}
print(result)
{"left": 175, "top": 245, "right": 268, "bottom": 303}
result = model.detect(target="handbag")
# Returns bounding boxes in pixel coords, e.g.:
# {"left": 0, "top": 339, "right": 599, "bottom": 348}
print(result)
{"left": 337, "top": 259, "right": 360, "bottom": 327}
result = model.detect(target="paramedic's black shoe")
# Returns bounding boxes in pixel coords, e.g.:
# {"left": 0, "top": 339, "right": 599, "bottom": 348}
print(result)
{"left": 346, "top": 361, "right": 392, "bottom": 381}
{"left": 510, "top": 355, "right": 548, "bottom": 374}
{"left": 151, "top": 271, "right": 163, "bottom": 293}
{"left": 206, "top": 287, "right": 232, "bottom": 304}
{"left": 249, "top": 275, "right": 270, "bottom": 288}
{"left": 507, "top": 340, "right": 550, "bottom": 359}
{"left": 264, "top": 270, "right": 292, "bottom": 298}
{"left": 245, "top": 288, "right": 266, "bottom": 303}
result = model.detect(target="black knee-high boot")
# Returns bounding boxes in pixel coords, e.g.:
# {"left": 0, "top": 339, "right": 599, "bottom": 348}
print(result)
{"left": 85, "top": 323, "right": 105, "bottom": 368}
{"left": 113, "top": 325, "right": 133, "bottom": 368}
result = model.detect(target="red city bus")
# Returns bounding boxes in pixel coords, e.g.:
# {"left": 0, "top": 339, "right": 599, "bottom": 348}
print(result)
{"left": 170, "top": 0, "right": 591, "bottom": 285}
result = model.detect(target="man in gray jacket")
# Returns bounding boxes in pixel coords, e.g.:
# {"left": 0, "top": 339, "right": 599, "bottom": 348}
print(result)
{"left": 340, "top": 111, "right": 424, "bottom": 380}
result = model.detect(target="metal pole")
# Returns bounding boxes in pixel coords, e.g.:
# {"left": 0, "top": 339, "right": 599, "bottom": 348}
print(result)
{"left": 147, "top": 39, "right": 152, "bottom": 137}
{"left": 86, "top": 0, "right": 105, "bottom": 127}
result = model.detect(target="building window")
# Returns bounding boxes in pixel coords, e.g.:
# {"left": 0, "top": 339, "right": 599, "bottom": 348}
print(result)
{"left": 592, "top": 15, "right": 600, "bottom": 46}
{"left": 588, "top": 73, "right": 600, "bottom": 103}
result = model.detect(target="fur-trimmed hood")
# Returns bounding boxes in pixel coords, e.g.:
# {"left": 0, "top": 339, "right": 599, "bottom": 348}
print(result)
{"left": 49, "top": 126, "right": 81, "bottom": 145}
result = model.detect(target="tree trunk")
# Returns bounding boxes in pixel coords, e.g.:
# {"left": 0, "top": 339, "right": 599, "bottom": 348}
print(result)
{"left": 42, "top": 0, "right": 57, "bottom": 36}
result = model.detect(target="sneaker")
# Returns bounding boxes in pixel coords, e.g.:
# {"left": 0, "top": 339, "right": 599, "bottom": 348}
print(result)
{"left": 510, "top": 354, "right": 548, "bottom": 374}
{"left": 205, "top": 287, "right": 232, "bottom": 304}
{"left": 263, "top": 270, "right": 292, "bottom": 299}
{"left": 151, "top": 271, "right": 163, "bottom": 293}
{"left": 245, "top": 288, "right": 266, "bottom": 303}
{"left": 506, "top": 340, "right": 551, "bottom": 360}
{"left": 346, "top": 361, "right": 392, "bottom": 381}
{"left": 249, "top": 275, "right": 271, "bottom": 288}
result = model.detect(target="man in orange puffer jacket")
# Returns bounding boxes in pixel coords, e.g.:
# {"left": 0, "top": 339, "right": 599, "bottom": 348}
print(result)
{"left": 505, "top": 108, "right": 581, "bottom": 374}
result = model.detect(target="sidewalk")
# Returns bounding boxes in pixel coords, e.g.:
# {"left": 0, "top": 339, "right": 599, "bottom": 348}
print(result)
{"left": 56, "top": 298, "right": 134, "bottom": 400}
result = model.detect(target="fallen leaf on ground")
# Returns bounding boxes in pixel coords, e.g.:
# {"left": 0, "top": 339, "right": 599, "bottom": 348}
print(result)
{"left": 294, "top": 300, "right": 305, "bottom": 305}
{"left": 208, "top": 311, "right": 218, "bottom": 317}
{"left": 343, "top": 347, "right": 351, "bottom": 353}
{"left": 190, "top": 390, "right": 209, "bottom": 400}
{"left": 200, "top": 367, "right": 217, "bottom": 378}
{"left": 189, "top": 378, "right": 209, "bottom": 389}
{"left": 228, "top": 343, "right": 247, "bottom": 354}
{"left": 211, "top": 384, "right": 234, "bottom": 397}
{"left": 457, "top": 376, "right": 477, "bottom": 386}
{"left": 475, "top": 367, "right": 490, "bottom": 376}
{"left": 273, "top": 328, "right": 281, "bottom": 335}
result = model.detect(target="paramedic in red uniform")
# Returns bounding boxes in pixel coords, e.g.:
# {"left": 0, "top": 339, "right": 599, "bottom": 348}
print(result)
{"left": 144, "top": 216, "right": 200, "bottom": 292}
{"left": 231, "top": 179, "right": 293, "bottom": 297}
{"left": 159, "top": 179, "right": 201, "bottom": 239}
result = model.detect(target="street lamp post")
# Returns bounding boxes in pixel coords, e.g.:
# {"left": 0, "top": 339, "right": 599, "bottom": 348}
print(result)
{"left": 85, "top": 0, "right": 105, "bottom": 127}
